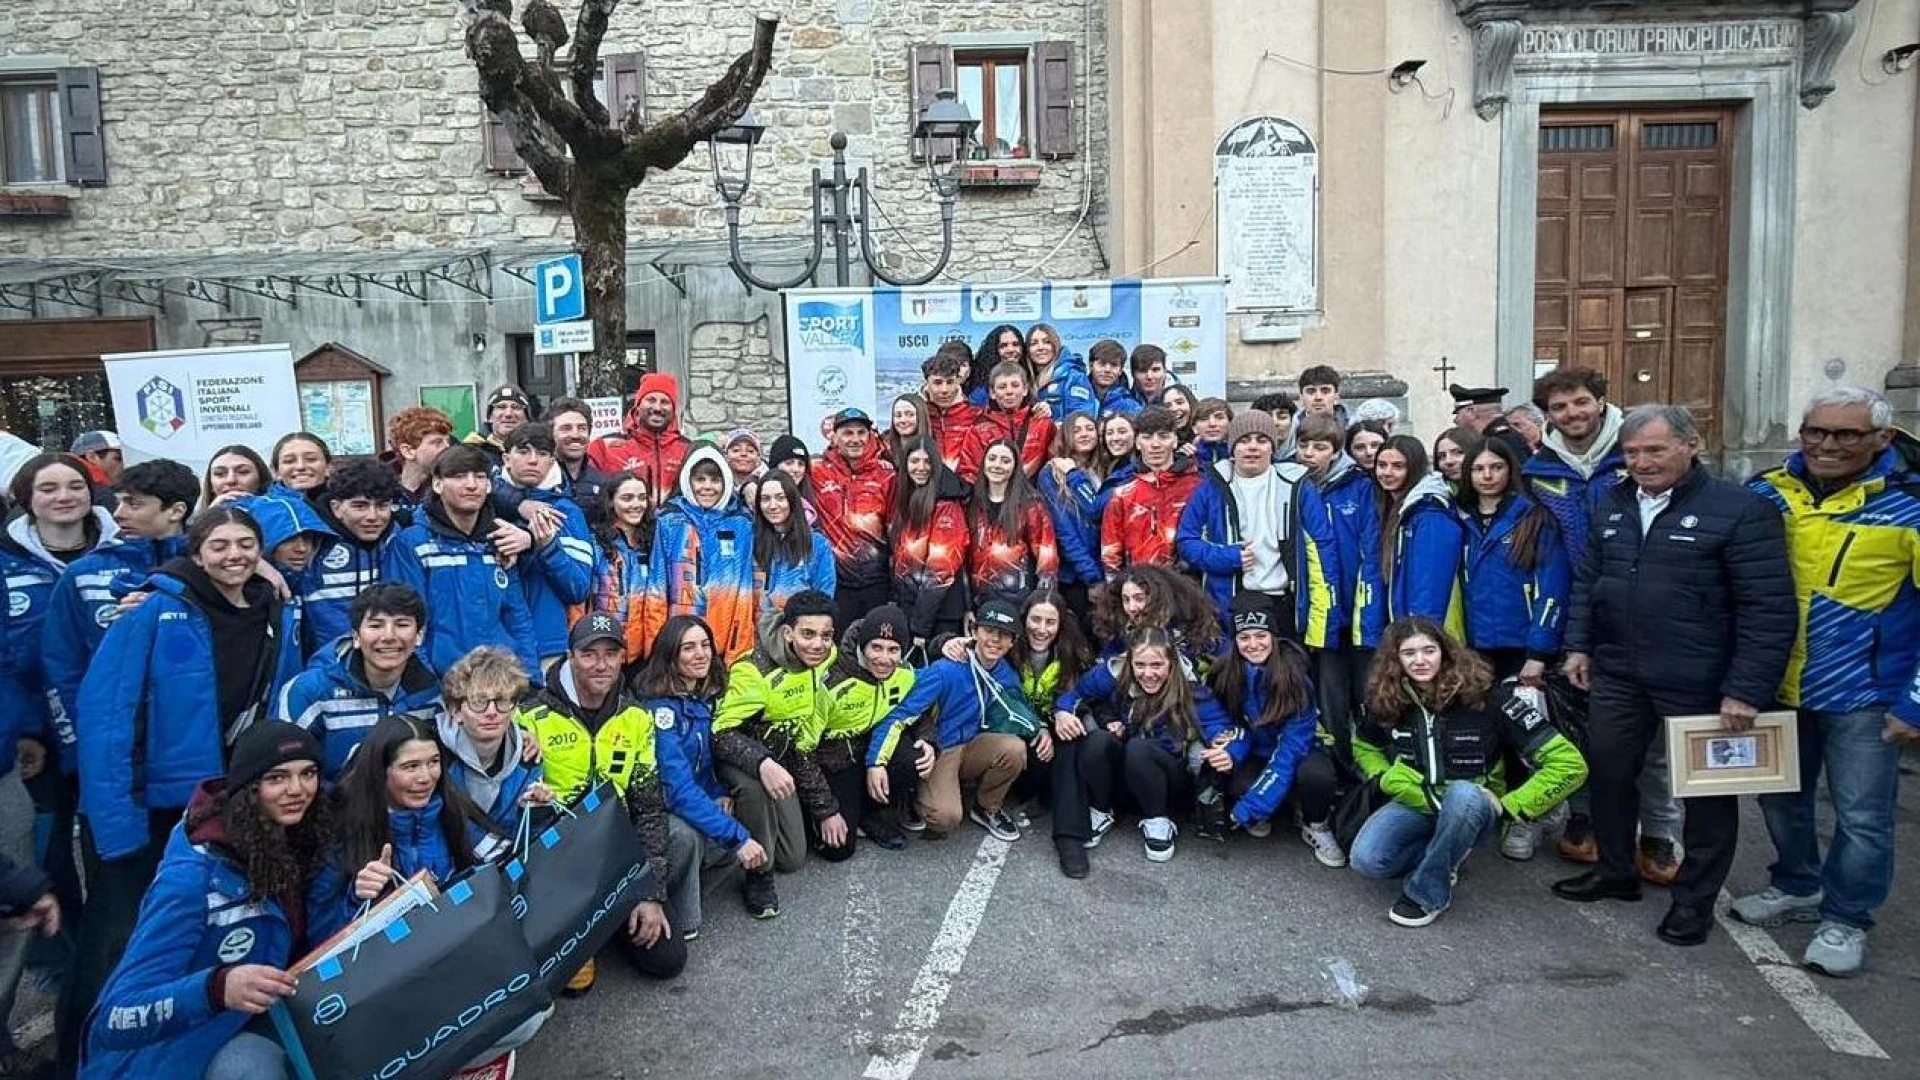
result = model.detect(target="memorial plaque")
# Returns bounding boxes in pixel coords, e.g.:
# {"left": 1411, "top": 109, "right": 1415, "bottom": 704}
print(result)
{"left": 1214, "top": 115, "right": 1318, "bottom": 313}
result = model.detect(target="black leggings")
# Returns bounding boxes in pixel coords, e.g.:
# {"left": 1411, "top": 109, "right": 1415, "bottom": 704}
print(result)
{"left": 1049, "top": 726, "right": 1124, "bottom": 842}
{"left": 1122, "top": 739, "right": 1191, "bottom": 820}
{"left": 1202, "top": 746, "right": 1341, "bottom": 825}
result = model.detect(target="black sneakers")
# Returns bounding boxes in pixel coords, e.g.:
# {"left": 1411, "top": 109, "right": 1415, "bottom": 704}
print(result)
{"left": 1055, "top": 836, "right": 1090, "bottom": 879}
{"left": 1388, "top": 893, "right": 1441, "bottom": 928}
{"left": 743, "top": 870, "right": 780, "bottom": 920}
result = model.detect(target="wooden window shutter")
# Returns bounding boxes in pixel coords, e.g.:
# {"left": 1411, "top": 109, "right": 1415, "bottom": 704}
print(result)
{"left": 606, "top": 51, "right": 647, "bottom": 128}
{"left": 908, "top": 43, "right": 955, "bottom": 163}
{"left": 483, "top": 109, "right": 526, "bottom": 173}
{"left": 1032, "top": 42, "right": 1076, "bottom": 160}
{"left": 57, "top": 68, "right": 107, "bottom": 186}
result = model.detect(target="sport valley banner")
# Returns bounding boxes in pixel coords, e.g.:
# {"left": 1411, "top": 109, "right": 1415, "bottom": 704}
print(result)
{"left": 782, "top": 278, "right": 1228, "bottom": 448}
{"left": 103, "top": 344, "right": 302, "bottom": 477}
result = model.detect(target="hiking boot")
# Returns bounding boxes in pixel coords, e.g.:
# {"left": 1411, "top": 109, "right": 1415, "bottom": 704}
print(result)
{"left": 1055, "top": 836, "right": 1090, "bottom": 879}
{"left": 562, "top": 957, "right": 596, "bottom": 997}
{"left": 1636, "top": 835, "right": 1680, "bottom": 887}
{"left": 743, "top": 871, "right": 780, "bottom": 919}
{"left": 1085, "top": 808, "right": 1116, "bottom": 848}
{"left": 970, "top": 806, "right": 1022, "bottom": 842}
{"left": 1729, "top": 886, "right": 1824, "bottom": 927}
{"left": 1557, "top": 813, "right": 1598, "bottom": 863}
{"left": 1140, "top": 816, "right": 1177, "bottom": 862}
{"left": 1245, "top": 817, "right": 1273, "bottom": 839}
{"left": 1803, "top": 922, "right": 1866, "bottom": 978}
{"left": 1500, "top": 820, "right": 1538, "bottom": 861}
{"left": 1300, "top": 821, "right": 1347, "bottom": 867}
{"left": 1388, "top": 893, "right": 1441, "bottom": 928}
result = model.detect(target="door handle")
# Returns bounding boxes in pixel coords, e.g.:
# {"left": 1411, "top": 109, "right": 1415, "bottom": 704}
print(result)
{"left": 1635, "top": 370, "right": 1653, "bottom": 383}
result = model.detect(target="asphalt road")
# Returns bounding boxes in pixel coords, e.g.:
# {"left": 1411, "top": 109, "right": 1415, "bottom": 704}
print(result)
{"left": 517, "top": 771, "right": 1920, "bottom": 1080}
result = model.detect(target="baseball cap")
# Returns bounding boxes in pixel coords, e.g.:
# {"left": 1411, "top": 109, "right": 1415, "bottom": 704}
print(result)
{"left": 71, "top": 430, "right": 121, "bottom": 455}
{"left": 975, "top": 599, "right": 1020, "bottom": 634}
{"left": 569, "top": 612, "right": 626, "bottom": 651}
{"left": 830, "top": 407, "right": 874, "bottom": 430}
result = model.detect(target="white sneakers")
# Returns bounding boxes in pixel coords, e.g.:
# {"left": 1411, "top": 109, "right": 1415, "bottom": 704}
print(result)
{"left": 1300, "top": 822, "right": 1347, "bottom": 867}
{"left": 1140, "top": 817, "right": 1177, "bottom": 862}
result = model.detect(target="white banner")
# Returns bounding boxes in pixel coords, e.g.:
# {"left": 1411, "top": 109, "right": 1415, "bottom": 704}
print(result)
{"left": 103, "top": 344, "right": 302, "bottom": 478}
{"left": 782, "top": 278, "right": 1229, "bottom": 449}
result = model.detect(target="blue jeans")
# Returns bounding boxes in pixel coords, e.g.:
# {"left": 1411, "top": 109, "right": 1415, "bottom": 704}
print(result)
{"left": 205, "top": 1032, "right": 288, "bottom": 1080}
{"left": 1758, "top": 707, "right": 1903, "bottom": 930}
{"left": 1349, "top": 781, "right": 1501, "bottom": 912}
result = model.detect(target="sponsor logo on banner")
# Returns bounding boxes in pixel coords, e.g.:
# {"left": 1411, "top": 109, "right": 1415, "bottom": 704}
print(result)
{"left": 796, "top": 301, "right": 866, "bottom": 351}
{"left": 138, "top": 376, "right": 188, "bottom": 439}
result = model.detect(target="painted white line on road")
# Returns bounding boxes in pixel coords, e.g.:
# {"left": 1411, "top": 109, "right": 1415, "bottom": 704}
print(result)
{"left": 843, "top": 858, "right": 886, "bottom": 1053}
{"left": 1715, "top": 891, "right": 1888, "bottom": 1059}
{"left": 863, "top": 835, "right": 1012, "bottom": 1080}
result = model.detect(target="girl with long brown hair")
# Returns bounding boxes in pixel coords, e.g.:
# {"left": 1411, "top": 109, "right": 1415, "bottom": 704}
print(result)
{"left": 1349, "top": 618, "right": 1586, "bottom": 928}
{"left": 1358, "top": 435, "right": 1465, "bottom": 645}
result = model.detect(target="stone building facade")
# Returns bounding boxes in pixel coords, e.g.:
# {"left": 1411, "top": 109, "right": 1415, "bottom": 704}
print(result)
{"left": 0, "top": 0, "right": 1107, "bottom": 446}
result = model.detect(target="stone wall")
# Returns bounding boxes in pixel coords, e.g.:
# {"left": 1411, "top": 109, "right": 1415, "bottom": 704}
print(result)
{"left": 0, "top": 0, "right": 1108, "bottom": 284}
{"left": 684, "top": 316, "right": 787, "bottom": 440}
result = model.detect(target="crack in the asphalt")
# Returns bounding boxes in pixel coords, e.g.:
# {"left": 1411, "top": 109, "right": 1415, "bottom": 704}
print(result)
{"left": 1078, "top": 990, "right": 1473, "bottom": 1052}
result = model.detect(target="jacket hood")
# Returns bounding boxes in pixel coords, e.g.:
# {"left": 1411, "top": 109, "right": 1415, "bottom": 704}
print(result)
{"left": 1316, "top": 452, "right": 1359, "bottom": 490}
{"left": 423, "top": 494, "right": 499, "bottom": 541}
{"left": 2, "top": 505, "right": 118, "bottom": 569}
{"left": 436, "top": 706, "right": 527, "bottom": 781}
{"left": 184, "top": 780, "right": 229, "bottom": 847}
{"left": 235, "top": 492, "right": 336, "bottom": 553}
{"left": 153, "top": 555, "right": 280, "bottom": 613}
{"left": 1541, "top": 404, "right": 1625, "bottom": 481}
{"left": 1402, "top": 471, "right": 1455, "bottom": 511}
{"left": 672, "top": 444, "right": 739, "bottom": 513}
{"left": 1135, "top": 452, "right": 1197, "bottom": 485}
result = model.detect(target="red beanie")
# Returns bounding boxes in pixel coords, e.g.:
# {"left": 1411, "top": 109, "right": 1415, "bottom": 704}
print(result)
{"left": 634, "top": 372, "right": 679, "bottom": 409}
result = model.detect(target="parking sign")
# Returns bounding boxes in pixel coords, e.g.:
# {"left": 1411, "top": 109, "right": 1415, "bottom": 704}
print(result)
{"left": 534, "top": 254, "right": 585, "bottom": 324}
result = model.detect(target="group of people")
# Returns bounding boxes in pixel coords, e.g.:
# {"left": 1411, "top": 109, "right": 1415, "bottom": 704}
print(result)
{"left": 0, "top": 322, "right": 1914, "bottom": 1080}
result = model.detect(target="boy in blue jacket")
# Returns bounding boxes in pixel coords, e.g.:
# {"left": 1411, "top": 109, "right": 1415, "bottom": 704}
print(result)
{"left": 1294, "top": 415, "right": 1379, "bottom": 760}
{"left": 298, "top": 458, "right": 404, "bottom": 655}
{"left": 382, "top": 444, "right": 542, "bottom": 684}
{"left": 42, "top": 460, "right": 197, "bottom": 760}
{"left": 496, "top": 422, "right": 597, "bottom": 666}
{"left": 274, "top": 584, "right": 442, "bottom": 781}
{"left": 867, "top": 600, "right": 1043, "bottom": 842}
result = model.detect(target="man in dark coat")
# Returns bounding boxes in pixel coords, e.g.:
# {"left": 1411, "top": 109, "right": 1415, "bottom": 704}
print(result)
{"left": 1551, "top": 404, "right": 1795, "bottom": 947}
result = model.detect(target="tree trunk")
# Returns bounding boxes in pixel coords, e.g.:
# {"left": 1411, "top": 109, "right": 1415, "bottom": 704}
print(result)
{"left": 572, "top": 168, "right": 629, "bottom": 397}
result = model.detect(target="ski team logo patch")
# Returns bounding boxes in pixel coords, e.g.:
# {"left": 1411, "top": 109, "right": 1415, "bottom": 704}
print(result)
{"left": 322, "top": 545, "right": 353, "bottom": 570}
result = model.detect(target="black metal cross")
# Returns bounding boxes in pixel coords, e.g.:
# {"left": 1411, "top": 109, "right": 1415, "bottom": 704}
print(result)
{"left": 1432, "top": 356, "right": 1456, "bottom": 386}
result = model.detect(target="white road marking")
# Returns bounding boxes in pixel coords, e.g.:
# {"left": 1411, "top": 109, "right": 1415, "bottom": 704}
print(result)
{"left": 863, "top": 835, "right": 1012, "bottom": 1080}
{"left": 843, "top": 859, "right": 885, "bottom": 1053}
{"left": 1714, "top": 891, "right": 1888, "bottom": 1059}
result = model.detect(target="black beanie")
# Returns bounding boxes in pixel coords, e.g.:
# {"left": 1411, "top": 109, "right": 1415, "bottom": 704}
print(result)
{"left": 767, "top": 434, "right": 811, "bottom": 472}
{"left": 855, "top": 605, "right": 910, "bottom": 650}
{"left": 227, "top": 722, "right": 321, "bottom": 791}
{"left": 1229, "top": 592, "right": 1275, "bottom": 635}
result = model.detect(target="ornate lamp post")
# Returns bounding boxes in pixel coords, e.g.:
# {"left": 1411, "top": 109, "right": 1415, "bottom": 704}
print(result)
{"left": 708, "top": 89, "right": 980, "bottom": 290}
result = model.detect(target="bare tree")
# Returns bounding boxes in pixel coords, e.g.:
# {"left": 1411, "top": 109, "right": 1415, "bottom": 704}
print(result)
{"left": 462, "top": 1, "right": 779, "bottom": 395}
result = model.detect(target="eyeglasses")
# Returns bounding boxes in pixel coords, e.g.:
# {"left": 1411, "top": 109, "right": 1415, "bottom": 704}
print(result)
{"left": 460, "top": 698, "right": 517, "bottom": 715}
{"left": 1798, "top": 426, "right": 1879, "bottom": 447}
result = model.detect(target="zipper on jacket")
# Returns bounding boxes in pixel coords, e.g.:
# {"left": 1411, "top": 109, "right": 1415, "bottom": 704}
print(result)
{"left": 1826, "top": 531, "right": 1856, "bottom": 588}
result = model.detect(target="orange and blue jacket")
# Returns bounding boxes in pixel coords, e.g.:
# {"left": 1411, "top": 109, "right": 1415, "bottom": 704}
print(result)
{"left": 641, "top": 447, "right": 759, "bottom": 662}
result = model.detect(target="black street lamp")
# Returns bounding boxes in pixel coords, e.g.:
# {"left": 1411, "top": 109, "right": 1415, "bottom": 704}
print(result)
{"left": 708, "top": 89, "right": 980, "bottom": 291}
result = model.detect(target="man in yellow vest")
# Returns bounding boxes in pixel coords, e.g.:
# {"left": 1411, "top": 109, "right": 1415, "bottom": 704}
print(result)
{"left": 518, "top": 612, "right": 685, "bottom": 994}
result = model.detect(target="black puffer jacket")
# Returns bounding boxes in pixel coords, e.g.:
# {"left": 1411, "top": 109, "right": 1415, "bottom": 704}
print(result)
{"left": 1564, "top": 464, "right": 1794, "bottom": 709}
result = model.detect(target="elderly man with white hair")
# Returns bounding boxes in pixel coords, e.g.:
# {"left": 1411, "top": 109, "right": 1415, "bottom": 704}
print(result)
{"left": 1732, "top": 385, "right": 1920, "bottom": 977}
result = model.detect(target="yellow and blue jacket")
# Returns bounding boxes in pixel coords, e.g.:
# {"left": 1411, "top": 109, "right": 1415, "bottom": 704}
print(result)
{"left": 1750, "top": 445, "right": 1920, "bottom": 718}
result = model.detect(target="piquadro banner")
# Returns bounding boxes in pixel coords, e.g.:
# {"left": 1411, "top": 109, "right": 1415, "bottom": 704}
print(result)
{"left": 782, "top": 278, "right": 1229, "bottom": 448}
{"left": 103, "top": 344, "right": 302, "bottom": 477}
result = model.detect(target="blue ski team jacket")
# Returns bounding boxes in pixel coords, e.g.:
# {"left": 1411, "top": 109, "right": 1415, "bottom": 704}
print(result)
{"left": 1355, "top": 474, "right": 1467, "bottom": 646}
{"left": 1215, "top": 659, "right": 1326, "bottom": 826}
{"left": 0, "top": 507, "right": 119, "bottom": 777}
{"left": 1459, "top": 493, "right": 1572, "bottom": 659}
{"left": 867, "top": 652, "right": 1028, "bottom": 766}
{"left": 1313, "top": 456, "right": 1377, "bottom": 644}
{"left": 274, "top": 638, "right": 443, "bottom": 781}
{"left": 1175, "top": 460, "right": 1340, "bottom": 647}
{"left": 1521, "top": 442, "right": 1627, "bottom": 567}
{"left": 381, "top": 502, "right": 541, "bottom": 685}
{"left": 83, "top": 804, "right": 348, "bottom": 1080}
{"left": 756, "top": 529, "right": 839, "bottom": 617}
{"left": 1037, "top": 455, "right": 1106, "bottom": 585}
{"left": 1057, "top": 657, "right": 1238, "bottom": 759}
{"left": 42, "top": 534, "right": 189, "bottom": 769}
{"left": 77, "top": 571, "right": 303, "bottom": 861}
{"left": 1036, "top": 350, "right": 1098, "bottom": 421}
{"left": 294, "top": 524, "right": 396, "bottom": 659}
{"left": 644, "top": 692, "right": 752, "bottom": 851}
{"left": 496, "top": 483, "right": 598, "bottom": 660}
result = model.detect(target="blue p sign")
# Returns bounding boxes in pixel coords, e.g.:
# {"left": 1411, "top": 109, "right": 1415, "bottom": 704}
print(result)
{"left": 534, "top": 254, "right": 585, "bottom": 324}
